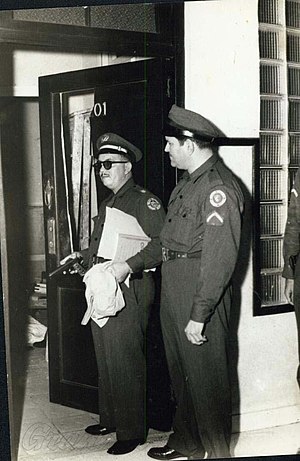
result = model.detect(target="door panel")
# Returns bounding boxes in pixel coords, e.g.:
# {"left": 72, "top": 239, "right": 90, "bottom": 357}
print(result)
{"left": 59, "top": 286, "right": 96, "bottom": 386}
{"left": 39, "top": 58, "right": 175, "bottom": 418}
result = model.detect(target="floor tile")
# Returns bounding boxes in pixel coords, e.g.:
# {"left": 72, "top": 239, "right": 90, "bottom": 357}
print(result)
{"left": 232, "top": 422, "right": 300, "bottom": 457}
{"left": 21, "top": 407, "right": 49, "bottom": 423}
{"left": 16, "top": 347, "right": 300, "bottom": 460}
{"left": 41, "top": 402, "right": 97, "bottom": 420}
{"left": 18, "top": 421, "right": 73, "bottom": 458}
{"left": 51, "top": 414, "right": 99, "bottom": 433}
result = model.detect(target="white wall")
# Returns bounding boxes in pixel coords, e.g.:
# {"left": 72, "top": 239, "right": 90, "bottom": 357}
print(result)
{"left": 185, "top": 0, "right": 300, "bottom": 431}
{"left": 185, "top": 0, "right": 260, "bottom": 138}
{"left": 0, "top": 47, "right": 116, "bottom": 97}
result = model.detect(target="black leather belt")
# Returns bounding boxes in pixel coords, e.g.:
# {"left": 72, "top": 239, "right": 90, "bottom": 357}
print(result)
{"left": 162, "top": 247, "right": 202, "bottom": 262}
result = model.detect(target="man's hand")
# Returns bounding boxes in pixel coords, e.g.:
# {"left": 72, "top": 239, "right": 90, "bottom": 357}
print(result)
{"left": 59, "top": 252, "right": 83, "bottom": 275}
{"left": 60, "top": 252, "right": 82, "bottom": 265}
{"left": 101, "top": 261, "right": 131, "bottom": 283}
{"left": 184, "top": 320, "right": 208, "bottom": 346}
{"left": 284, "top": 278, "right": 294, "bottom": 305}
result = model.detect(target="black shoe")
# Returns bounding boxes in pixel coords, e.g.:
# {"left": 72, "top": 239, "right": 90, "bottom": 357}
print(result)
{"left": 147, "top": 445, "right": 188, "bottom": 460}
{"left": 107, "top": 438, "right": 145, "bottom": 455}
{"left": 85, "top": 424, "right": 116, "bottom": 436}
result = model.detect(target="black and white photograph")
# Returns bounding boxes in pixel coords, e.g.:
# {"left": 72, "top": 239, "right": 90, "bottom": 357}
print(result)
{"left": 0, "top": 1, "right": 299, "bottom": 461}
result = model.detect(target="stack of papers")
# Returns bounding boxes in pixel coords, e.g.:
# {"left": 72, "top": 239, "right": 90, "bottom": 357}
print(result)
{"left": 97, "top": 207, "right": 151, "bottom": 261}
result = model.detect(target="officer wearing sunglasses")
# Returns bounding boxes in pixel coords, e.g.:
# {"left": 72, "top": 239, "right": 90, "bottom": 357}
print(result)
{"left": 93, "top": 159, "right": 128, "bottom": 171}
{"left": 66, "top": 133, "right": 165, "bottom": 456}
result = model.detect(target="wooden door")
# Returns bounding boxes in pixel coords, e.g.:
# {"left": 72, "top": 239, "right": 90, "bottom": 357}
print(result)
{"left": 39, "top": 58, "right": 176, "bottom": 424}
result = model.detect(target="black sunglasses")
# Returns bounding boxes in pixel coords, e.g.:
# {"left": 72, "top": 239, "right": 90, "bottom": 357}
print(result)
{"left": 93, "top": 160, "right": 128, "bottom": 171}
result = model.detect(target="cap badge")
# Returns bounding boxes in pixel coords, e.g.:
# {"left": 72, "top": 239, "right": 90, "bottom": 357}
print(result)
{"left": 101, "top": 135, "right": 110, "bottom": 142}
{"left": 147, "top": 198, "right": 161, "bottom": 211}
{"left": 209, "top": 190, "right": 226, "bottom": 208}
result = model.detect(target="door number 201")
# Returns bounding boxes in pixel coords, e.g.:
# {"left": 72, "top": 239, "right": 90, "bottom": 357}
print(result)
{"left": 93, "top": 102, "right": 107, "bottom": 117}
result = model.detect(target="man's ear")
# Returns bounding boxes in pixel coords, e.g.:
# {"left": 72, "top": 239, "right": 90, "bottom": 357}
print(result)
{"left": 125, "top": 161, "right": 133, "bottom": 175}
{"left": 186, "top": 138, "right": 195, "bottom": 155}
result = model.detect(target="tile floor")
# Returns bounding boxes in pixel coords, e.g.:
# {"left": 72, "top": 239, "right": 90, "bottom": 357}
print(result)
{"left": 17, "top": 347, "right": 300, "bottom": 461}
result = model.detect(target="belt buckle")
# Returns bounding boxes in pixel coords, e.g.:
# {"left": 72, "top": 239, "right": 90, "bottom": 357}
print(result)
{"left": 162, "top": 247, "right": 169, "bottom": 262}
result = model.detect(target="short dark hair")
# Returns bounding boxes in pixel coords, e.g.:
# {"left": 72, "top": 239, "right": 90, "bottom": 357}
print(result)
{"left": 177, "top": 136, "right": 218, "bottom": 154}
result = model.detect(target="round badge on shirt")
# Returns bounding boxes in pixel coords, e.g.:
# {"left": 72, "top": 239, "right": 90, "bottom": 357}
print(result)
{"left": 147, "top": 198, "right": 161, "bottom": 210}
{"left": 209, "top": 190, "right": 227, "bottom": 208}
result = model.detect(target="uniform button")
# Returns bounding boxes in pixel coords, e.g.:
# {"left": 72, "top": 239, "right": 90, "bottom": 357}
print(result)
{"left": 168, "top": 218, "right": 172, "bottom": 222}
{"left": 101, "top": 223, "right": 104, "bottom": 227}
{"left": 182, "top": 214, "right": 186, "bottom": 218}
{"left": 94, "top": 237, "right": 98, "bottom": 241}
{"left": 179, "top": 195, "right": 183, "bottom": 199}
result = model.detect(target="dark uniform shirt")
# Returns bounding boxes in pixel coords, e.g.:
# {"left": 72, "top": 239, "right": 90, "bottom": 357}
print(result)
{"left": 283, "top": 168, "right": 300, "bottom": 279}
{"left": 84, "top": 177, "right": 165, "bottom": 272}
{"left": 160, "top": 153, "right": 244, "bottom": 323}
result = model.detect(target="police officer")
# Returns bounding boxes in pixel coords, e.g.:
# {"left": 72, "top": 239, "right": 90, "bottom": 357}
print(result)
{"left": 148, "top": 105, "right": 244, "bottom": 460}
{"left": 283, "top": 168, "right": 300, "bottom": 388}
{"left": 64, "top": 133, "right": 165, "bottom": 455}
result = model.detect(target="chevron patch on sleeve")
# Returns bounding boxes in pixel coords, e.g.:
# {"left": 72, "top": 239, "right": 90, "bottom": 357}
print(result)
{"left": 206, "top": 210, "right": 224, "bottom": 226}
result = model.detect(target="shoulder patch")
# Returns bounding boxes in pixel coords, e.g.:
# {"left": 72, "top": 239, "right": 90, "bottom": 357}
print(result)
{"left": 147, "top": 198, "right": 161, "bottom": 211}
{"left": 209, "top": 190, "right": 226, "bottom": 208}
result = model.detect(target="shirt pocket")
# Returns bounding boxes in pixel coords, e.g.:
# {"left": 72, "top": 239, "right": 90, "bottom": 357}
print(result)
{"left": 167, "top": 204, "right": 197, "bottom": 251}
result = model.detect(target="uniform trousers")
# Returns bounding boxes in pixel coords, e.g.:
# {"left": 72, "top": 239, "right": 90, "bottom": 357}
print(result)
{"left": 160, "top": 259, "right": 232, "bottom": 459}
{"left": 91, "top": 273, "right": 154, "bottom": 441}
{"left": 292, "top": 276, "right": 300, "bottom": 387}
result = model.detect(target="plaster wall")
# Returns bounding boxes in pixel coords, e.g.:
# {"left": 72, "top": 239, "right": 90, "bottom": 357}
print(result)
{"left": 0, "top": 47, "right": 112, "bottom": 97}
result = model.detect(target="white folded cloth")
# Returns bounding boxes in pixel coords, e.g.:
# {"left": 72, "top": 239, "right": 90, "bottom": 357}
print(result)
{"left": 27, "top": 315, "right": 47, "bottom": 345}
{"left": 81, "top": 263, "right": 125, "bottom": 328}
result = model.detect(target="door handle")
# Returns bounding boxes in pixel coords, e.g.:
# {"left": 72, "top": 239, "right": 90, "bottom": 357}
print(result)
{"left": 44, "top": 179, "right": 53, "bottom": 211}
